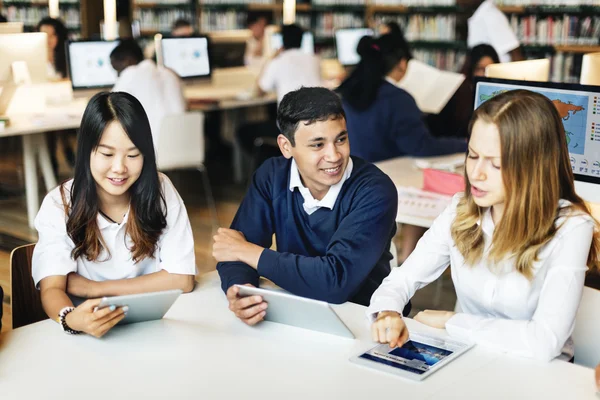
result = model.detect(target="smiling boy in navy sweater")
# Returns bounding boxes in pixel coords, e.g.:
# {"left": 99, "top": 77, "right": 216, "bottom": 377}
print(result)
{"left": 213, "top": 87, "right": 409, "bottom": 326}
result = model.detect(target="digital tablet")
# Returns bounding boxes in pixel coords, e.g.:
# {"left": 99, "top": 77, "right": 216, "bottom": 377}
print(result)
{"left": 350, "top": 332, "right": 473, "bottom": 381}
{"left": 96, "top": 289, "right": 183, "bottom": 325}
{"left": 235, "top": 285, "right": 354, "bottom": 339}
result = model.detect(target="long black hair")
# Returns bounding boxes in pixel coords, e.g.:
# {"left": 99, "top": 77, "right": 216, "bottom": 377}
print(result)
{"left": 337, "top": 34, "right": 411, "bottom": 111}
{"left": 37, "top": 17, "right": 68, "bottom": 78}
{"left": 62, "top": 92, "right": 167, "bottom": 263}
{"left": 463, "top": 44, "right": 500, "bottom": 80}
{"left": 381, "top": 21, "right": 412, "bottom": 59}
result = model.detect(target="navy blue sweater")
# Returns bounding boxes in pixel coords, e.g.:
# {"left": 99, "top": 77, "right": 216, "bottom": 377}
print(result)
{"left": 218, "top": 156, "right": 406, "bottom": 308}
{"left": 343, "top": 81, "right": 467, "bottom": 162}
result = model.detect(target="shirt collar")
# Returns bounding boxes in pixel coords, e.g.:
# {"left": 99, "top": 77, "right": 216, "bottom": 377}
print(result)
{"left": 289, "top": 158, "right": 354, "bottom": 213}
{"left": 384, "top": 76, "right": 398, "bottom": 87}
{"left": 97, "top": 207, "right": 130, "bottom": 230}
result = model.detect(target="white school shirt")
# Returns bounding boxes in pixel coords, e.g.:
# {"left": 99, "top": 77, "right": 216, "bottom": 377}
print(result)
{"left": 367, "top": 194, "right": 595, "bottom": 362}
{"left": 244, "top": 36, "right": 264, "bottom": 68}
{"left": 467, "top": 0, "right": 520, "bottom": 63}
{"left": 259, "top": 49, "right": 322, "bottom": 104}
{"left": 32, "top": 173, "right": 196, "bottom": 287}
{"left": 289, "top": 158, "right": 353, "bottom": 215}
{"left": 112, "top": 60, "right": 186, "bottom": 146}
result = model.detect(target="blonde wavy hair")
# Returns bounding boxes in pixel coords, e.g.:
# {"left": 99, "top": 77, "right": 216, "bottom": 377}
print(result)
{"left": 451, "top": 89, "right": 599, "bottom": 278}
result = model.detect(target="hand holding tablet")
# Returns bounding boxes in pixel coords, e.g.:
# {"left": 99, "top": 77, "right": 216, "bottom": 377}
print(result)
{"left": 226, "top": 284, "right": 267, "bottom": 326}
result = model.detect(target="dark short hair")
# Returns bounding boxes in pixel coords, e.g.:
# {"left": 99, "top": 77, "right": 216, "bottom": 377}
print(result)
{"left": 246, "top": 12, "right": 269, "bottom": 27}
{"left": 172, "top": 19, "right": 192, "bottom": 30}
{"left": 110, "top": 39, "right": 144, "bottom": 64}
{"left": 282, "top": 24, "right": 303, "bottom": 50}
{"left": 277, "top": 87, "right": 346, "bottom": 146}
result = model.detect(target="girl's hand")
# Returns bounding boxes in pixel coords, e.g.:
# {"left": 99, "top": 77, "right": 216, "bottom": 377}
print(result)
{"left": 371, "top": 311, "right": 409, "bottom": 348}
{"left": 65, "top": 298, "right": 127, "bottom": 338}
{"left": 414, "top": 309, "right": 456, "bottom": 329}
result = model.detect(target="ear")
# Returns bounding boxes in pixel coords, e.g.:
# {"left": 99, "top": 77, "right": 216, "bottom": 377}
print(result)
{"left": 277, "top": 134, "right": 293, "bottom": 159}
{"left": 399, "top": 58, "right": 408, "bottom": 73}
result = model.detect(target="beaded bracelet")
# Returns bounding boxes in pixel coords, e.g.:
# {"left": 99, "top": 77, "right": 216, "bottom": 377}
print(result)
{"left": 58, "top": 306, "right": 81, "bottom": 335}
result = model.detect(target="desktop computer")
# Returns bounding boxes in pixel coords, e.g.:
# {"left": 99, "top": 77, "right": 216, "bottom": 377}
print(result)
{"left": 484, "top": 59, "right": 550, "bottom": 82}
{"left": 580, "top": 53, "right": 600, "bottom": 86}
{"left": 335, "top": 28, "right": 374, "bottom": 66}
{"left": 160, "top": 36, "right": 211, "bottom": 80}
{"left": 66, "top": 39, "right": 120, "bottom": 89}
{"left": 0, "top": 32, "right": 48, "bottom": 84}
{"left": 268, "top": 32, "right": 315, "bottom": 56}
{"left": 473, "top": 77, "right": 600, "bottom": 203}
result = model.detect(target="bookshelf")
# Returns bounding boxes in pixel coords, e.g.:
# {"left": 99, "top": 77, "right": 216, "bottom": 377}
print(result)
{"left": 0, "top": 0, "right": 83, "bottom": 37}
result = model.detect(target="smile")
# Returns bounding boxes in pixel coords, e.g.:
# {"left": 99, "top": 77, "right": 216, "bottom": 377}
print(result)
{"left": 321, "top": 165, "right": 342, "bottom": 175}
{"left": 108, "top": 177, "right": 128, "bottom": 186}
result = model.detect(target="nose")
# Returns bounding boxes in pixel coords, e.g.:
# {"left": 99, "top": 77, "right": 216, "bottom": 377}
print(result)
{"left": 111, "top": 156, "right": 128, "bottom": 174}
{"left": 471, "top": 159, "right": 486, "bottom": 181}
{"left": 324, "top": 143, "right": 341, "bottom": 163}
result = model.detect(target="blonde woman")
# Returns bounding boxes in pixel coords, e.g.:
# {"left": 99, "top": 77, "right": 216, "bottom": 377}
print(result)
{"left": 368, "top": 89, "right": 599, "bottom": 362}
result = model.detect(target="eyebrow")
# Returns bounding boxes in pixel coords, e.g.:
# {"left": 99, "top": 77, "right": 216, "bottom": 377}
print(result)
{"left": 468, "top": 146, "right": 500, "bottom": 158}
{"left": 98, "top": 144, "right": 139, "bottom": 151}
{"left": 307, "top": 131, "right": 348, "bottom": 143}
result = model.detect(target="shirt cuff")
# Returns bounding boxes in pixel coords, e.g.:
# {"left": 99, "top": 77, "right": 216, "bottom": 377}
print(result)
{"left": 365, "top": 299, "right": 407, "bottom": 324}
{"left": 445, "top": 312, "right": 478, "bottom": 342}
{"left": 256, "top": 248, "right": 279, "bottom": 280}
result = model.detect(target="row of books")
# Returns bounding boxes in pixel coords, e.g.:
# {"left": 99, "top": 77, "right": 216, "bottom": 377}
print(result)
{"left": 199, "top": 10, "right": 248, "bottom": 31}
{"left": 311, "top": 0, "right": 366, "bottom": 5}
{"left": 370, "top": 0, "right": 456, "bottom": 6}
{"left": 133, "top": 0, "right": 189, "bottom": 4}
{"left": 296, "top": 14, "right": 312, "bottom": 30}
{"left": 371, "top": 14, "right": 456, "bottom": 41}
{"left": 412, "top": 48, "right": 465, "bottom": 72}
{"left": 315, "top": 13, "right": 364, "bottom": 37}
{"left": 4, "top": 6, "right": 80, "bottom": 29}
{"left": 495, "top": 0, "right": 600, "bottom": 6}
{"left": 550, "top": 52, "right": 583, "bottom": 83}
{"left": 199, "top": 0, "right": 275, "bottom": 4}
{"left": 2, "top": 0, "right": 78, "bottom": 4}
{"left": 509, "top": 14, "right": 600, "bottom": 45}
{"left": 134, "top": 9, "right": 194, "bottom": 32}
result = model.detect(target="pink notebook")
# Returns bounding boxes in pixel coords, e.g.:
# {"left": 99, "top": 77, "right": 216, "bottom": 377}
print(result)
{"left": 423, "top": 168, "right": 466, "bottom": 196}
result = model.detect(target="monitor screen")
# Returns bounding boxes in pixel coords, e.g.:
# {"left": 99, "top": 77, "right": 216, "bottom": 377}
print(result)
{"left": 67, "top": 40, "right": 119, "bottom": 89}
{"left": 335, "top": 28, "right": 374, "bottom": 66}
{"left": 270, "top": 32, "right": 314, "bottom": 55}
{"left": 474, "top": 77, "right": 600, "bottom": 189}
{"left": 161, "top": 36, "right": 211, "bottom": 79}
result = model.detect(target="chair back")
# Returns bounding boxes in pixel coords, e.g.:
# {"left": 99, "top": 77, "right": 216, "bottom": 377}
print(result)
{"left": 10, "top": 243, "right": 47, "bottom": 329}
{"left": 156, "top": 111, "right": 205, "bottom": 171}
{"left": 573, "top": 286, "right": 600, "bottom": 367}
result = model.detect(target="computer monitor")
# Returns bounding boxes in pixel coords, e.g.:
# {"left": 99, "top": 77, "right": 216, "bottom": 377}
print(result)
{"left": 0, "top": 33, "right": 48, "bottom": 84}
{"left": 161, "top": 36, "right": 211, "bottom": 80}
{"left": 66, "top": 40, "right": 120, "bottom": 89}
{"left": 269, "top": 32, "right": 314, "bottom": 55}
{"left": 0, "top": 22, "right": 24, "bottom": 34}
{"left": 473, "top": 77, "right": 600, "bottom": 203}
{"left": 485, "top": 59, "right": 550, "bottom": 82}
{"left": 580, "top": 53, "right": 600, "bottom": 86}
{"left": 335, "top": 28, "right": 374, "bottom": 66}
{"left": 207, "top": 30, "right": 251, "bottom": 68}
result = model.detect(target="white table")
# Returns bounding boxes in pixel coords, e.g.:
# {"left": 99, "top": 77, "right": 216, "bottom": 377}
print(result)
{"left": 0, "top": 272, "right": 595, "bottom": 399}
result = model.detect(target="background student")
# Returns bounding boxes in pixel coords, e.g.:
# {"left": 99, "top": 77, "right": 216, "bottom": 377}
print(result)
{"left": 33, "top": 92, "right": 196, "bottom": 337}
{"left": 171, "top": 19, "right": 194, "bottom": 37}
{"left": 466, "top": 0, "right": 523, "bottom": 62}
{"left": 215, "top": 87, "right": 408, "bottom": 326}
{"left": 377, "top": 20, "right": 412, "bottom": 59}
{"left": 37, "top": 17, "right": 68, "bottom": 80}
{"left": 237, "top": 24, "right": 322, "bottom": 159}
{"left": 110, "top": 39, "right": 186, "bottom": 145}
{"left": 369, "top": 90, "right": 599, "bottom": 362}
{"left": 244, "top": 12, "right": 269, "bottom": 67}
{"left": 338, "top": 34, "right": 467, "bottom": 264}
{"left": 427, "top": 44, "right": 500, "bottom": 139}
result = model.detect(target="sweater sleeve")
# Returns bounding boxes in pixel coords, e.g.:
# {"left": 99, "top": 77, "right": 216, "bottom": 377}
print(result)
{"left": 216, "top": 163, "right": 276, "bottom": 293}
{"left": 256, "top": 176, "right": 398, "bottom": 304}
{"left": 394, "top": 91, "right": 467, "bottom": 157}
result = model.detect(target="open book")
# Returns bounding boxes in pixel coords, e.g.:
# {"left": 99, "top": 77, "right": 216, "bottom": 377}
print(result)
{"left": 397, "top": 59, "right": 465, "bottom": 114}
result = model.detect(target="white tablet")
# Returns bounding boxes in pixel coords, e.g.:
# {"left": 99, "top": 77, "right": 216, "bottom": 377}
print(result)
{"left": 350, "top": 332, "right": 473, "bottom": 381}
{"left": 97, "top": 289, "right": 183, "bottom": 325}
{"left": 236, "top": 285, "right": 355, "bottom": 339}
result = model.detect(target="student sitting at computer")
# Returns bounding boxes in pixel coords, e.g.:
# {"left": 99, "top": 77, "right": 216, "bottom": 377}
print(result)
{"left": 32, "top": 92, "right": 196, "bottom": 337}
{"left": 368, "top": 90, "right": 600, "bottom": 362}
{"left": 338, "top": 34, "right": 466, "bottom": 162}
{"left": 37, "top": 17, "right": 68, "bottom": 80}
{"left": 427, "top": 44, "right": 500, "bottom": 139}
{"left": 237, "top": 24, "right": 322, "bottom": 157}
{"left": 172, "top": 19, "right": 194, "bottom": 37}
{"left": 244, "top": 12, "right": 269, "bottom": 67}
{"left": 214, "top": 87, "right": 409, "bottom": 325}
{"left": 110, "top": 39, "right": 186, "bottom": 145}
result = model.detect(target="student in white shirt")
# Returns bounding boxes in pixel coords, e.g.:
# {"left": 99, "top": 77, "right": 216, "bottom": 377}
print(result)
{"left": 368, "top": 89, "right": 600, "bottom": 362}
{"left": 110, "top": 40, "right": 186, "bottom": 146}
{"left": 244, "top": 12, "right": 268, "bottom": 68}
{"left": 466, "top": 0, "right": 523, "bottom": 63}
{"left": 33, "top": 92, "right": 196, "bottom": 338}
{"left": 237, "top": 24, "right": 322, "bottom": 157}
{"left": 171, "top": 19, "right": 194, "bottom": 37}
